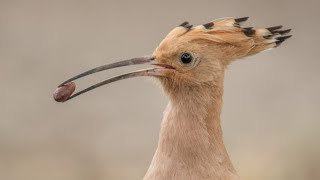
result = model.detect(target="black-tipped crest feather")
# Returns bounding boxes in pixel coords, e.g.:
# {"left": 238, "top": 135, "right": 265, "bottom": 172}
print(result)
{"left": 267, "top": 25, "right": 283, "bottom": 32}
{"left": 274, "top": 29, "right": 292, "bottom": 35}
{"left": 235, "top": 17, "right": 249, "bottom": 23}
{"left": 276, "top": 35, "right": 292, "bottom": 46}
{"left": 179, "top": 21, "right": 189, "bottom": 27}
{"left": 203, "top": 22, "right": 214, "bottom": 29}
{"left": 243, "top": 27, "right": 255, "bottom": 36}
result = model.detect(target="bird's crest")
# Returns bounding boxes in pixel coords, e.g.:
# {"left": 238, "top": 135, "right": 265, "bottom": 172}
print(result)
{"left": 161, "top": 17, "right": 292, "bottom": 64}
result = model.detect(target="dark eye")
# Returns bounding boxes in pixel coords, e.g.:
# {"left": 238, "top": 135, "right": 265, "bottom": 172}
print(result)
{"left": 180, "top": 52, "right": 193, "bottom": 64}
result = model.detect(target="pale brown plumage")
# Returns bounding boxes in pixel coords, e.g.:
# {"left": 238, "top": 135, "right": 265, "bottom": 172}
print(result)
{"left": 144, "top": 17, "right": 291, "bottom": 180}
{"left": 54, "top": 17, "right": 291, "bottom": 180}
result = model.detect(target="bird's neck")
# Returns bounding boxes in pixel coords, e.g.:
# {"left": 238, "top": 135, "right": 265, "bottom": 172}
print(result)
{"left": 144, "top": 84, "right": 239, "bottom": 180}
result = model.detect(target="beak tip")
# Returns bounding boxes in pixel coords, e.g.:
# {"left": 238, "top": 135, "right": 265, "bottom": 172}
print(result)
{"left": 53, "top": 82, "right": 76, "bottom": 102}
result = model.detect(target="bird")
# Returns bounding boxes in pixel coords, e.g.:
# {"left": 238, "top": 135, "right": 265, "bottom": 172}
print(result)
{"left": 54, "top": 17, "right": 292, "bottom": 180}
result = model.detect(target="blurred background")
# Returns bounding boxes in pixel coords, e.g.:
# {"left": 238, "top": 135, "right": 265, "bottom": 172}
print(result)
{"left": 0, "top": 0, "right": 319, "bottom": 180}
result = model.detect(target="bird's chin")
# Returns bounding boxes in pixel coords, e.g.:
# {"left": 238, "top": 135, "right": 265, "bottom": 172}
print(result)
{"left": 157, "top": 73, "right": 188, "bottom": 90}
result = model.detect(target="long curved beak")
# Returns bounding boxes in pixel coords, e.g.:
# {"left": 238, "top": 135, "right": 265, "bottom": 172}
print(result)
{"left": 53, "top": 55, "right": 165, "bottom": 102}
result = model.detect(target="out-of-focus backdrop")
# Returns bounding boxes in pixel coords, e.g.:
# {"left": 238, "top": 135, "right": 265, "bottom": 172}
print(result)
{"left": 1, "top": 0, "right": 319, "bottom": 180}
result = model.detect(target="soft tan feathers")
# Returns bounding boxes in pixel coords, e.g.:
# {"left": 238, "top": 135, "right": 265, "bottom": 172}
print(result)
{"left": 145, "top": 17, "right": 291, "bottom": 180}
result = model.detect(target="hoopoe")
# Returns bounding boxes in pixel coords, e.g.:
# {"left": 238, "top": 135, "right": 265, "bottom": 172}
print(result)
{"left": 54, "top": 17, "right": 291, "bottom": 180}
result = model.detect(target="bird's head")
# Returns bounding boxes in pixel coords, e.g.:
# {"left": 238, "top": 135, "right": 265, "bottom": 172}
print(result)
{"left": 54, "top": 17, "right": 291, "bottom": 102}
{"left": 152, "top": 22, "right": 227, "bottom": 93}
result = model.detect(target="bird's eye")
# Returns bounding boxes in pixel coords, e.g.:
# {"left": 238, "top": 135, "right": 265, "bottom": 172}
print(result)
{"left": 180, "top": 52, "right": 193, "bottom": 64}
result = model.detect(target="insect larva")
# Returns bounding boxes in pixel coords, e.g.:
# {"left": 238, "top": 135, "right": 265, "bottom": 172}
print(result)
{"left": 53, "top": 82, "right": 76, "bottom": 102}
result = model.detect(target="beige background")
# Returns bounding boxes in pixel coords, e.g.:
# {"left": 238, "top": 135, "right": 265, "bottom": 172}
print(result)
{"left": 1, "top": 0, "right": 319, "bottom": 180}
